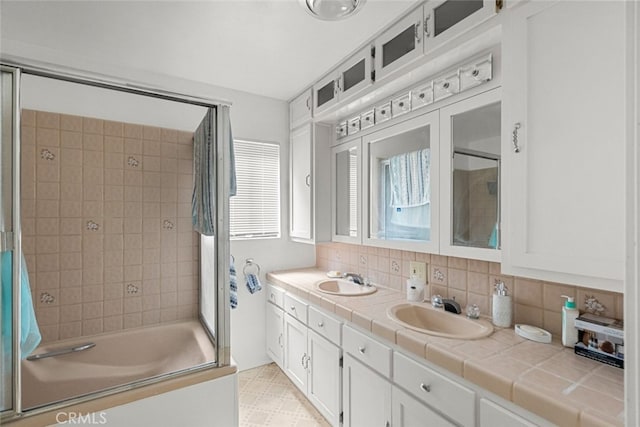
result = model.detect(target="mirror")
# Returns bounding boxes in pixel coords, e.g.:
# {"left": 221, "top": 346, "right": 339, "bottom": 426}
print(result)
{"left": 333, "top": 143, "right": 359, "bottom": 240}
{"left": 450, "top": 101, "right": 500, "bottom": 249}
{"left": 368, "top": 122, "right": 433, "bottom": 243}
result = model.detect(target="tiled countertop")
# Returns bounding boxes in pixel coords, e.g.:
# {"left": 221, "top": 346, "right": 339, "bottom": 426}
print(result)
{"left": 267, "top": 268, "right": 624, "bottom": 427}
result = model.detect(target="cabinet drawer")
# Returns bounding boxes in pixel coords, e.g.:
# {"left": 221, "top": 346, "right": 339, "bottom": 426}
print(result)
{"left": 433, "top": 72, "right": 460, "bottom": 102}
{"left": 266, "top": 283, "right": 285, "bottom": 309}
{"left": 284, "top": 293, "right": 308, "bottom": 324}
{"left": 308, "top": 306, "right": 342, "bottom": 345}
{"left": 360, "top": 109, "right": 375, "bottom": 131}
{"left": 391, "top": 92, "right": 411, "bottom": 118}
{"left": 459, "top": 56, "right": 492, "bottom": 91}
{"left": 336, "top": 121, "right": 348, "bottom": 139}
{"left": 347, "top": 116, "right": 361, "bottom": 135}
{"left": 343, "top": 325, "right": 391, "bottom": 377}
{"left": 394, "top": 352, "right": 475, "bottom": 427}
{"left": 375, "top": 101, "right": 392, "bottom": 124}
{"left": 411, "top": 83, "right": 434, "bottom": 110}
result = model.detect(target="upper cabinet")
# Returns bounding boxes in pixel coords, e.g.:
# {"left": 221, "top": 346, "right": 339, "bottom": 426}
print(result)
{"left": 363, "top": 111, "right": 440, "bottom": 253}
{"left": 290, "top": 89, "right": 313, "bottom": 130}
{"left": 314, "top": 46, "right": 373, "bottom": 115}
{"left": 374, "top": 7, "right": 425, "bottom": 82}
{"left": 440, "top": 87, "right": 501, "bottom": 262}
{"left": 423, "top": 0, "right": 496, "bottom": 52}
{"left": 501, "top": 0, "right": 626, "bottom": 291}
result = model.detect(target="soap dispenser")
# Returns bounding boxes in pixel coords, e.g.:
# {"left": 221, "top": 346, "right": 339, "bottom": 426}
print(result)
{"left": 492, "top": 282, "right": 512, "bottom": 328}
{"left": 561, "top": 295, "right": 579, "bottom": 347}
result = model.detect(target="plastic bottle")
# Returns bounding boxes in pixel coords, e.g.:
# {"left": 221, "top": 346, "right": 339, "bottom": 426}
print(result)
{"left": 561, "top": 295, "right": 579, "bottom": 347}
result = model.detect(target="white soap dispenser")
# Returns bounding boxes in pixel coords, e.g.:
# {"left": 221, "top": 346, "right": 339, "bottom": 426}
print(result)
{"left": 561, "top": 295, "right": 579, "bottom": 347}
{"left": 492, "top": 282, "right": 512, "bottom": 328}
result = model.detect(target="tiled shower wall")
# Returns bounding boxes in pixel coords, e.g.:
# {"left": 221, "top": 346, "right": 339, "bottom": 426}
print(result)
{"left": 21, "top": 109, "right": 199, "bottom": 343}
{"left": 316, "top": 242, "right": 624, "bottom": 337}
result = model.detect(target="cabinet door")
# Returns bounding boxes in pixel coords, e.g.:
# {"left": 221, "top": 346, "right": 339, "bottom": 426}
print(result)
{"left": 392, "top": 386, "right": 455, "bottom": 427}
{"left": 331, "top": 140, "right": 361, "bottom": 244}
{"left": 337, "top": 46, "right": 373, "bottom": 103}
{"left": 502, "top": 0, "right": 626, "bottom": 290}
{"left": 266, "top": 302, "right": 284, "bottom": 369}
{"left": 283, "top": 314, "right": 308, "bottom": 393}
{"left": 374, "top": 6, "right": 424, "bottom": 82}
{"left": 290, "top": 125, "right": 313, "bottom": 241}
{"left": 307, "top": 330, "right": 341, "bottom": 426}
{"left": 423, "top": 0, "right": 496, "bottom": 52}
{"left": 439, "top": 87, "right": 501, "bottom": 262}
{"left": 342, "top": 354, "right": 391, "bottom": 427}
{"left": 314, "top": 73, "right": 338, "bottom": 115}
{"left": 290, "top": 89, "right": 313, "bottom": 130}
{"left": 479, "top": 399, "right": 537, "bottom": 427}
{"left": 363, "top": 110, "right": 440, "bottom": 254}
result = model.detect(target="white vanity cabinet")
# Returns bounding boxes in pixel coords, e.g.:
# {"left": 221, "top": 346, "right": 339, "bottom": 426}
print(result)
{"left": 266, "top": 284, "right": 286, "bottom": 369}
{"left": 289, "top": 123, "right": 331, "bottom": 243}
{"left": 314, "top": 47, "right": 373, "bottom": 115}
{"left": 479, "top": 398, "right": 537, "bottom": 427}
{"left": 342, "top": 354, "right": 392, "bottom": 427}
{"left": 501, "top": 0, "right": 627, "bottom": 290}
{"left": 290, "top": 89, "right": 313, "bottom": 130}
{"left": 392, "top": 386, "right": 455, "bottom": 427}
{"left": 281, "top": 295, "right": 343, "bottom": 426}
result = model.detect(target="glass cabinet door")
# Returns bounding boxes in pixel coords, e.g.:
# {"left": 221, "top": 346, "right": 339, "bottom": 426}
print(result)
{"left": 331, "top": 140, "right": 360, "bottom": 243}
{"left": 337, "top": 46, "right": 373, "bottom": 103}
{"left": 313, "top": 74, "right": 338, "bottom": 114}
{"left": 439, "top": 88, "right": 501, "bottom": 261}
{"left": 374, "top": 6, "right": 424, "bottom": 82}
{"left": 363, "top": 110, "right": 440, "bottom": 253}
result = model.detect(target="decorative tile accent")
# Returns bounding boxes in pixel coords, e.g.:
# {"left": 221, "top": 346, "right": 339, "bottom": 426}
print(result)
{"left": 40, "top": 148, "right": 56, "bottom": 161}
{"left": 126, "top": 283, "right": 139, "bottom": 295}
{"left": 391, "top": 260, "right": 400, "bottom": 273}
{"left": 127, "top": 156, "right": 140, "bottom": 168}
{"left": 433, "top": 268, "right": 445, "bottom": 282}
{"left": 40, "top": 292, "right": 55, "bottom": 304}
{"left": 86, "top": 220, "right": 100, "bottom": 231}
{"left": 584, "top": 295, "right": 606, "bottom": 315}
{"left": 162, "top": 219, "right": 175, "bottom": 230}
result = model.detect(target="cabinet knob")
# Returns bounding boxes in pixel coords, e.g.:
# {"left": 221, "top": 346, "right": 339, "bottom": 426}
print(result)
{"left": 420, "top": 383, "right": 431, "bottom": 393}
{"left": 471, "top": 69, "right": 480, "bottom": 78}
{"left": 381, "top": 109, "right": 386, "bottom": 115}
{"left": 358, "top": 346, "right": 366, "bottom": 354}
{"left": 398, "top": 101, "right": 404, "bottom": 108}
{"left": 443, "top": 82, "right": 450, "bottom": 90}
{"left": 290, "top": 305, "right": 296, "bottom": 311}
{"left": 318, "top": 321, "right": 324, "bottom": 327}
{"left": 419, "top": 93, "right": 425, "bottom": 99}
{"left": 365, "top": 116, "right": 371, "bottom": 121}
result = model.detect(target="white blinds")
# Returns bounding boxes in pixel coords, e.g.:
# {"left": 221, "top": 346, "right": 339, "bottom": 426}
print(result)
{"left": 230, "top": 140, "right": 281, "bottom": 240}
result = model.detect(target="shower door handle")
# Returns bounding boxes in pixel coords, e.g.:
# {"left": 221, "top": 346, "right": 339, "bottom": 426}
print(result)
{"left": 27, "top": 342, "right": 96, "bottom": 361}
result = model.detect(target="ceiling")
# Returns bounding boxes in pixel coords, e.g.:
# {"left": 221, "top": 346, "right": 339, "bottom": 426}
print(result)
{"left": 0, "top": 0, "right": 417, "bottom": 101}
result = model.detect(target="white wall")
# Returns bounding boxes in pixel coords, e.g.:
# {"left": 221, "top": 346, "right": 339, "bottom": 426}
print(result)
{"left": 7, "top": 46, "right": 316, "bottom": 371}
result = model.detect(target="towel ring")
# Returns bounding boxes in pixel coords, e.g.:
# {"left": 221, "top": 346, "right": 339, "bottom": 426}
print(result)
{"left": 243, "top": 258, "right": 260, "bottom": 276}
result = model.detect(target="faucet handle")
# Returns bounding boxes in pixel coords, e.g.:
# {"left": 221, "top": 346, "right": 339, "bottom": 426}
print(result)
{"left": 431, "top": 294, "right": 444, "bottom": 308}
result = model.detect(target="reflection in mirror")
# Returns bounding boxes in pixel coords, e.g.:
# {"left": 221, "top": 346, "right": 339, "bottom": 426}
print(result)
{"left": 369, "top": 126, "right": 431, "bottom": 242}
{"left": 335, "top": 146, "right": 358, "bottom": 237}
{"left": 451, "top": 102, "right": 500, "bottom": 249}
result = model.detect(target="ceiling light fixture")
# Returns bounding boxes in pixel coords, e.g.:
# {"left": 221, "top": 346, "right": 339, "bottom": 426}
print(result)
{"left": 300, "top": 0, "right": 367, "bottom": 21}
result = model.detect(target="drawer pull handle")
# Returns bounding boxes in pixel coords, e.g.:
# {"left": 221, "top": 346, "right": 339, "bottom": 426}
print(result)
{"left": 290, "top": 306, "right": 296, "bottom": 311}
{"left": 358, "top": 346, "right": 366, "bottom": 354}
{"left": 419, "top": 93, "right": 425, "bottom": 99}
{"left": 318, "top": 321, "right": 324, "bottom": 327}
{"left": 512, "top": 122, "right": 522, "bottom": 153}
{"left": 301, "top": 353, "right": 306, "bottom": 367}
{"left": 420, "top": 383, "right": 431, "bottom": 393}
{"left": 398, "top": 101, "right": 404, "bottom": 108}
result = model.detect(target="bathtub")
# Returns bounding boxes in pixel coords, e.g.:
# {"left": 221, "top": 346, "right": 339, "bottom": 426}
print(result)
{"left": 21, "top": 320, "right": 217, "bottom": 410}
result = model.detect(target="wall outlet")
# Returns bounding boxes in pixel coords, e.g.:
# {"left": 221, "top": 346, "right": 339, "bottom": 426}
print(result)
{"left": 409, "top": 261, "right": 427, "bottom": 284}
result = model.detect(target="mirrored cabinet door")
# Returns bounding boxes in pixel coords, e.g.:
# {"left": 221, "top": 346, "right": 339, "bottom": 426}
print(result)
{"left": 331, "top": 140, "right": 360, "bottom": 243}
{"left": 363, "top": 110, "right": 440, "bottom": 253}
{"left": 439, "top": 87, "right": 501, "bottom": 261}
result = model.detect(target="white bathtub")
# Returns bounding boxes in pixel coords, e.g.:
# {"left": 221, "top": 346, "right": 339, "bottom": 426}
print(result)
{"left": 21, "top": 320, "right": 217, "bottom": 409}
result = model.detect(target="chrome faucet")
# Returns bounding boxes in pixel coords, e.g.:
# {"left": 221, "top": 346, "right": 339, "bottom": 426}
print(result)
{"left": 431, "top": 295, "right": 462, "bottom": 314}
{"left": 431, "top": 294, "right": 444, "bottom": 308}
{"left": 343, "top": 272, "right": 365, "bottom": 285}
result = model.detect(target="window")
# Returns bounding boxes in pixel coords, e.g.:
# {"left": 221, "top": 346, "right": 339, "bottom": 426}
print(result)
{"left": 230, "top": 140, "right": 281, "bottom": 240}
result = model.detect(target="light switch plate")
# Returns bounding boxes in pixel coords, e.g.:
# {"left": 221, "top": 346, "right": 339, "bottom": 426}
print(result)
{"left": 409, "top": 261, "right": 427, "bottom": 284}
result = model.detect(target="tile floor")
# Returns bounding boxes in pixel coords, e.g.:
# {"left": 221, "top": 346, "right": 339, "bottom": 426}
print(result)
{"left": 238, "top": 363, "right": 331, "bottom": 427}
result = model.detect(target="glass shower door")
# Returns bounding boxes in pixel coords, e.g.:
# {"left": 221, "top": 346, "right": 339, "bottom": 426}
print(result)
{"left": 1, "top": 65, "right": 18, "bottom": 414}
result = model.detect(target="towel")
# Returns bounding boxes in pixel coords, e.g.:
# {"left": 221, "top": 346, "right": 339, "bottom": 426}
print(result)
{"left": 1, "top": 251, "right": 41, "bottom": 359}
{"left": 488, "top": 222, "right": 498, "bottom": 249}
{"left": 230, "top": 257, "right": 238, "bottom": 309}
{"left": 389, "top": 148, "right": 430, "bottom": 208}
{"left": 246, "top": 273, "right": 262, "bottom": 294}
{"left": 192, "top": 106, "right": 236, "bottom": 236}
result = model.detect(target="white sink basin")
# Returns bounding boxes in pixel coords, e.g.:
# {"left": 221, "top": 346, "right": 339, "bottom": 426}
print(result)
{"left": 387, "top": 303, "right": 493, "bottom": 339}
{"left": 315, "top": 279, "right": 377, "bottom": 296}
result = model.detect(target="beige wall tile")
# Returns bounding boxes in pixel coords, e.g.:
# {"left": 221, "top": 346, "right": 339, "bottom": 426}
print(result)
{"left": 514, "top": 303, "right": 543, "bottom": 328}
{"left": 448, "top": 268, "right": 467, "bottom": 290}
{"left": 514, "top": 278, "right": 543, "bottom": 308}
{"left": 104, "top": 121, "right": 123, "bottom": 137}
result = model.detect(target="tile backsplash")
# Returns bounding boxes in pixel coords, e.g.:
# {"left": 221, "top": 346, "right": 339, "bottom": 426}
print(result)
{"left": 21, "top": 109, "right": 199, "bottom": 343}
{"left": 316, "top": 242, "right": 623, "bottom": 337}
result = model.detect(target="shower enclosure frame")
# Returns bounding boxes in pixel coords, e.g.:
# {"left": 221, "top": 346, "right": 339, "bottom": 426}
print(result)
{"left": 0, "top": 60, "right": 233, "bottom": 422}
